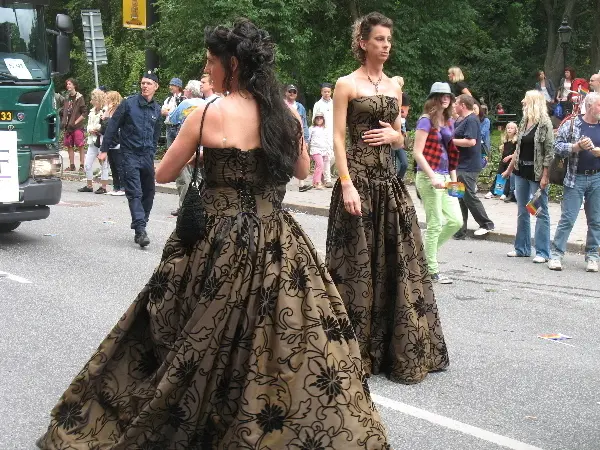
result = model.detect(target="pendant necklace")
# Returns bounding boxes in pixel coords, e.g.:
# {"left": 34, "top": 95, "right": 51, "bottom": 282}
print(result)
{"left": 365, "top": 68, "right": 383, "bottom": 95}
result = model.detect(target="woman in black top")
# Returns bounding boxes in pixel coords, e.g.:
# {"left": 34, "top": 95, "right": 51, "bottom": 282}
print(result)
{"left": 448, "top": 66, "right": 472, "bottom": 97}
{"left": 502, "top": 91, "right": 555, "bottom": 262}
{"left": 486, "top": 121, "right": 518, "bottom": 200}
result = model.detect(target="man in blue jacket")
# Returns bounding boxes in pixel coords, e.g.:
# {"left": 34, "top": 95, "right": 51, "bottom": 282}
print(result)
{"left": 99, "top": 71, "right": 162, "bottom": 248}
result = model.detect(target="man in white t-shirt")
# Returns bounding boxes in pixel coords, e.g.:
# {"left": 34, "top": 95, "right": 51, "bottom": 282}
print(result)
{"left": 312, "top": 83, "right": 334, "bottom": 187}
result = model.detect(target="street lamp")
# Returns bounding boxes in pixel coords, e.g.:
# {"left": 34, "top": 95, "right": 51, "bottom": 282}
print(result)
{"left": 558, "top": 17, "right": 572, "bottom": 71}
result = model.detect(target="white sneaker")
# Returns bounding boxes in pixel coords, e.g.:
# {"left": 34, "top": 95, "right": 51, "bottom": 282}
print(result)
{"left": 548, "top": 259, "right": 562, "bottom": 271}
{"left": 500, "top": 194, "right": 507, "bottom": 200}
{"left": 484, "top": 192, "right": 494, "bottom": 199}
{"left": 474, "top": 228, "right": 491, "bottom": 236}
{"left": 507, "top": 250, "right": 527, "bottom": 257}
{"left": 113, "top": 190, "right": 126, "bottom": 196}
{"left": 586, "top": 260, "right": 599, "bottom": 272}
{"left": 533, "top": 256, "right": 548, "bottom": 263}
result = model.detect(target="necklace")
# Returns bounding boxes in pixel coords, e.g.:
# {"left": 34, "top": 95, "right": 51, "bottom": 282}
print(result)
{"left": 365, "top": 68, "right": 383, "bottom": 94}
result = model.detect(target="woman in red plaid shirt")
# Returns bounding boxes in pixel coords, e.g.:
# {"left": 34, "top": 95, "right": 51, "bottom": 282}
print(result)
{"left": 413, "top": 82, "right": 462, "bottom": 284}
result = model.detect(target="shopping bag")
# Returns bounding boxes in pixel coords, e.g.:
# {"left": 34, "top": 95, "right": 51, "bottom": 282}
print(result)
{"left": 493, "top": 174, "right": 507, "bottom": 196}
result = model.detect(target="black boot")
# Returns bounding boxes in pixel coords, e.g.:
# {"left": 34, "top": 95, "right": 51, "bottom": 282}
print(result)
{"left": 137, "top": 230, "right": 150, "bottom": 248}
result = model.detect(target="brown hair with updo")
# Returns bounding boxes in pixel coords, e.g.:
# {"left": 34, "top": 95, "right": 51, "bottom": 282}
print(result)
{"left": 351, "top": 12, "right": 393, "bottom": 64}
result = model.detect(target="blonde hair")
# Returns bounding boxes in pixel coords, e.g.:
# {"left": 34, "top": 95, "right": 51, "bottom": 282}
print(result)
{"left": 104, "top": 91, "right": 123, "bottom": 114}
{"left": 502, "top": 122, "right": 518, "bottom": 144}
{"left": 90, "top": 89, "right": 105, "bottom": 107}
{"left": 448, "top": 67, "right": 465, "bottom": 82}
{"left": 392, "top": 75, "right": 404, "bottom": 89}
{"left": 522, "top": 90, "right": 548, "bottom": 125}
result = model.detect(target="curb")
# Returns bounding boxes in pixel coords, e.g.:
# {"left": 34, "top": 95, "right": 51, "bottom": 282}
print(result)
{"left": 61, "top": 173, "right": 587, "bottom": 255}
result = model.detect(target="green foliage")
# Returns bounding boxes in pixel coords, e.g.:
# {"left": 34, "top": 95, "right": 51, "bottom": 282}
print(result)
{"left": 48, "top": 0, "right": 599, "bottom": 117}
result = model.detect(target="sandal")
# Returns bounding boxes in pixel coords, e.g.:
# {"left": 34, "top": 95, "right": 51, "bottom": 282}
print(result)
{"left": 68, "top": 164, "right": 76, "bottom": 171}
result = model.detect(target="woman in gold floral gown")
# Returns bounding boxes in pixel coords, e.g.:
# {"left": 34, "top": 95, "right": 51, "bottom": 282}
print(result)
{"left": 37, "top": 19, "right": 389, "bottom": 449}
{"left": 326, "top": 12, "right": 449, "bottom": 384}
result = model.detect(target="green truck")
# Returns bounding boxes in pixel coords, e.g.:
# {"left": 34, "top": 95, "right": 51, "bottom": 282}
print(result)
{"left": 0, "top": 1, "right": 72, "bottom": 233}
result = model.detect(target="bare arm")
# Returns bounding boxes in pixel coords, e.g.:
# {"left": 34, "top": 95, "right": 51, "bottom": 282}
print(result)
{"left": 332, "top": 77, "right": 362, "bottom": 215}
{"left": 290, "top": 108, "right": 310, "bottom": 180}
{"left": 156, "top": 103, "right": 207, "bottom": 183}
{"left": 453, "top": 137, "right": 477, "bottom": 147}
{"left": 332, "top": 78, "right": 352, "bottom": 182}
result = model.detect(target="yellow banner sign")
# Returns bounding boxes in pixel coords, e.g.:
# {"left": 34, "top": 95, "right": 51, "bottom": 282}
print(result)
{"left": 123, "top": 0, "right": 146, "bottom": 29}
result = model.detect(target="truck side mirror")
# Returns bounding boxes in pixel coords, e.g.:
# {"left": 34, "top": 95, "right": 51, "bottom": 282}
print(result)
{"left": 55, "top": 34, "right": 70, "bottom": 75}
{"left": 56, "top": 14, "right": 73, "bottom": 34}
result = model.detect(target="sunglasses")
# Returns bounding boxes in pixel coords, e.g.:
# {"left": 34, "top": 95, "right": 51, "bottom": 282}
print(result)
{"left": 288, "top": 89, "right": 297, "bottom": 94}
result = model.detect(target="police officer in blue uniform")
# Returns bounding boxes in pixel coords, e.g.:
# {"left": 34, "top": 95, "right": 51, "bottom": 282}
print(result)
{"left": 99, "top": 71, "right": 162, "bottom": 247}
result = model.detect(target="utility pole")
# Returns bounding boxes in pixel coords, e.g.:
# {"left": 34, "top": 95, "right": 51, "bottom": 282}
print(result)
{"left": 145, "top": 0, "right": 159, "bottom": 73}
{"left": 81, "top": 10, "right": 108, "bottom": 89}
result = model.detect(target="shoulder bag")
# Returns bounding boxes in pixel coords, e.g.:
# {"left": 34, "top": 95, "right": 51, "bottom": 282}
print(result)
{"left": 176, "top": 98, "right": 217, "bottom": 246}
{"left": 548, "top": 116, "right": 575, "bottom": 186}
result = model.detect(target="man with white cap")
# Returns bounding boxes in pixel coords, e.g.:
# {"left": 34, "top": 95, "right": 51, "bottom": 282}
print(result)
{"left": 161, "top": 77, "right": 184, "bottom": 148}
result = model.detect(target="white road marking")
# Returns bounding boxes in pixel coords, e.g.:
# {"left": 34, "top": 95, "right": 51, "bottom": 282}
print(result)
{"left": 372, "top": 394, "right": 544, "bottom": 450}
{"left": 0, "top": 271, "right": 32, "bottom": 284}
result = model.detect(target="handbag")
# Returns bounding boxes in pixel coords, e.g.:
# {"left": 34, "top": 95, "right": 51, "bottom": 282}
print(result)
{"left": 548, "top": 116, "right": 575, "bottom": 186}
{"left": 175, "top": 98, "right": 217, "bottom": 246}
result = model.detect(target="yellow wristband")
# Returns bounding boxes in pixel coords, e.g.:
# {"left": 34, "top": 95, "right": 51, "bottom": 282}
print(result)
{"left": 339, "top": 174, "right": 351, "bottom": 183}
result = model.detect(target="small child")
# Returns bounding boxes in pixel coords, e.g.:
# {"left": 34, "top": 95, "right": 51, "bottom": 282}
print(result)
{"left": 307, "top": 112, "right": 331, "bottom": 190}
{"left": 485, "top": 121, "right": 518, "bottom": 201}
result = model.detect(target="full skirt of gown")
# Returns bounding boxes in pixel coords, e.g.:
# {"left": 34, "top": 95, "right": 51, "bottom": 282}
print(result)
{"left": 37, "top": 205, "right": 390, "bottom": 449}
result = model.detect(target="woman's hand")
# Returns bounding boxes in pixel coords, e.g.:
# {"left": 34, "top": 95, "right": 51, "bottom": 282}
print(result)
{"left": 502, "top": 154, "right": 513, "bottom": 163}
{"left": 362, "top": 121, "right": 400, "bottom": 147}
{"left": 430, "top": 177, "right": 446, "bottom": 189}
{"left": 342, "top": 183, "right": 362, "bottom": 216}
{"left": 501, "top": 169, "right": 511, "bottom": 179}
{"left": 540, "top": 174, "right": 549, "bottom": 190}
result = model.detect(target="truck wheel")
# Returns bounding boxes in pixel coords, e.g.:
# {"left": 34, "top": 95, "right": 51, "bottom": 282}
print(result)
{"left": 0, "top": 222, "right": 21, "bottom": 233}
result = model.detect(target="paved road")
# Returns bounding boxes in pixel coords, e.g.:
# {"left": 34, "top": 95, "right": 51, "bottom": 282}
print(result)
{"left": 1, "top": 181, "right": 599, "bottom": 449}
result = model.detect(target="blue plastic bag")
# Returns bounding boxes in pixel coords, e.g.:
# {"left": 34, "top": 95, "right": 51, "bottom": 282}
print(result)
{"left": 493, "top": 174, "right": 507, "bottom": 196}
{"left": 553, "top": 103, "right": 564, "bottom": 119}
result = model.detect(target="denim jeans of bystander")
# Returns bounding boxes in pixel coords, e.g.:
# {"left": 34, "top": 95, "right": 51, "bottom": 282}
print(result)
{"left": 551, "top": 172, "right": 600, "bottom": 261}
{"left": 513, "top": 175, "right": 551, "bottom": 259}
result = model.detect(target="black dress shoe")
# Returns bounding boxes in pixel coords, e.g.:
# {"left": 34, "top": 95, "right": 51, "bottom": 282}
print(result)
{"left": 138, "top": 230, "right": 150, "bottom": 248}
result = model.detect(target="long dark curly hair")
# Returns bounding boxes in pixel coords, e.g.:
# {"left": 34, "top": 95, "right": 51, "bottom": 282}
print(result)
{"left": 204, "top": 19, "right": 302, "bottom": 184}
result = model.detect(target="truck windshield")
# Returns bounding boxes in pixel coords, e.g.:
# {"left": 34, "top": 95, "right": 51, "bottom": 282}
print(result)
{"left": 0, "top": 3, "right": 48, "bottom": 82}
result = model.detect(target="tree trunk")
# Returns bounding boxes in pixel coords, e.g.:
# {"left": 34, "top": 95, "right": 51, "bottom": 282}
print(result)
{"left": 348, "top": 0, "right": 359, "bottom": 21}
{"left": 544, "top": 0, "right": 577, "bottom": 86}
{"left": 591, "top": 0, "right": 600, "bottom": 71}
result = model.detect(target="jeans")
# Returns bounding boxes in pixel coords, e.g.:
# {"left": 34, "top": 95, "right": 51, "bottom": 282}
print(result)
{"left": 551, "top": 172, "right": 600, "bottom": 261}
{"left": 513, "top": 175, "right": 550, "bottom": 259}
{"left": 107, "top": 147, "right": 124, "bottom": 191}
{"left": 457, "top": 170, "right": 494, "bottom": 234}
{"left": 395, "top": 148, "right": 408, "bottom": 179}
{"left": 166, "top": 125, "right": 179, "bottom": 148}
{"left": 416, "top": 172, "right": 463, "bottom": 274}
{"left": 122, "top": 152, "right": 155, "bottom": 232}
{"left": 84, "top": 143, "right": 109, "bottom": 181}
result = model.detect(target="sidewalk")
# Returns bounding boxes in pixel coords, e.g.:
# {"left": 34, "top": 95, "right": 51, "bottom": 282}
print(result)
{"left": 61, "top": 151, "right": 589, "bottom": 254}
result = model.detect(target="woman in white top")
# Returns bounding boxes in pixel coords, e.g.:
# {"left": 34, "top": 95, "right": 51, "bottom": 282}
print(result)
{"left": 78, "top": 89, "right": 109, "bottom": 194}
{"left": 308, "top": 112, "right": 332, "bottom": 189}
{"left": 556, "top": 67, "right": 575, "bottom": 117}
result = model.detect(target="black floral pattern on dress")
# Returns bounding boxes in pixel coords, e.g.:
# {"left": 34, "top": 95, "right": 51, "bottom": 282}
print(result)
{"left": 256, "top": 403, "right": 286, "bottom": 434}
{"left": 37, "top": 147, "right": 389, "bottom": 449}
{"left": 326, "top": 95, "right": 449, "bottom": 384}
{"left": 54, "top": 402, "right": 83, "bottom": 431}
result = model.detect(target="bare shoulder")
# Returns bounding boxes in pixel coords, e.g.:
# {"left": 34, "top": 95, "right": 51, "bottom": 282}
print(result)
{"left": 334, "top": 76, "right": 353, "bottom": 100}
